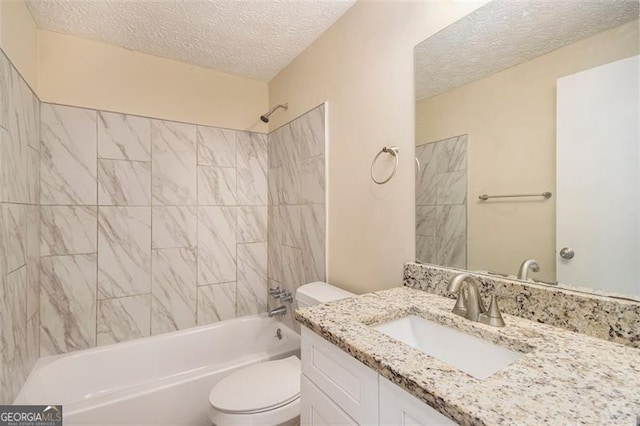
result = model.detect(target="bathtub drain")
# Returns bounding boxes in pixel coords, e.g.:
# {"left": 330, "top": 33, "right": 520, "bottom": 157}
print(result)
{"left": 276, "top": 328, "right": 283, "bottom": 340}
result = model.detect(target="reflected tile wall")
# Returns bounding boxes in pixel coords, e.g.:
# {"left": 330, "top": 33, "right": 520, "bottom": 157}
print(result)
{"left": 415, "top": 134, "right": 467, "bottom": 268}
{"left": 0, "top": 50, "right": 39, "bottom": 403}
{"left": 36, "top": 100, "right": 268, "bottom": 360}
{"left": 267, "top": 105, "right": 326, "bottom": 331}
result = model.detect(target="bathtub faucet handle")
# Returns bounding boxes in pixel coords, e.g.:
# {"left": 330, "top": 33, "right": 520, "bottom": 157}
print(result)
{"left": 277, "top": 291, "right": 293, "bottom": 303}
{"left": 269, "top": 287, "right": 283, "bottom": 297}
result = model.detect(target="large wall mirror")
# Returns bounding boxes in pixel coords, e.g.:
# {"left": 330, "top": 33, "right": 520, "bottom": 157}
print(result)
{"left": 414, "top": 0, "right": 640, "bottom": 299}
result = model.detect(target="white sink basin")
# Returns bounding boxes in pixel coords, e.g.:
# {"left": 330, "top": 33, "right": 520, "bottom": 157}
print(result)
{"left": 373, "top": 315, "right": 524, "bottom": 380}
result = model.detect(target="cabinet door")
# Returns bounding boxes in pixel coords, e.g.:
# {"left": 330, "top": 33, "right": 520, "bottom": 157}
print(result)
{"left": 301, "top": 374, "right": 358, "bottom": 426}
{"left": 379, "top": 377, "right": 457, "bottom": 425}
{"left": 301, "top": 328, "right": 379, "bottom": 424}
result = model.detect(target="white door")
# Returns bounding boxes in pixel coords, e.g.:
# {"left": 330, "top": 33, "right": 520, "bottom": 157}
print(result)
{"left": 556, "top": 55, "right": 640, "bottom": 296}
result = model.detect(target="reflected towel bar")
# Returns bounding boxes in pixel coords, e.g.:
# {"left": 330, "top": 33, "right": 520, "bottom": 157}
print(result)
{"left": 478, "top": 192, "right": 552, "bottom": 201}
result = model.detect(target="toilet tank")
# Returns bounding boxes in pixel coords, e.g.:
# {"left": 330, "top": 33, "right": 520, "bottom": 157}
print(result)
{"left": 296, "top": 282, "right": 354, "bottom": 308}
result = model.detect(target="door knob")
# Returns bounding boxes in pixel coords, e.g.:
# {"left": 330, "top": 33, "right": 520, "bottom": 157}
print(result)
{"left": 559, "top": 247, "right": 575, "bottom": 259}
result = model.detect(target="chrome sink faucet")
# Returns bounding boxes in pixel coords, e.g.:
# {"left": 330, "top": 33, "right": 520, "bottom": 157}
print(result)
{"left": 517, "top": 259, "right": 540, "bottom": 280}
{"left": 447, "top": 274, "right": 486, "bottom": 322}
{"left": 447, "top": 273, "right": 506, "bottom": 327}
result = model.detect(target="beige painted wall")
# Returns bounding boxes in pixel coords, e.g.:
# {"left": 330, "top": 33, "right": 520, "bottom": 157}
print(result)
{"left": 38, "top": 30, "right": 268, "bottom": 132}
{"left": 268, "top": 0, "right": 489, "bottom": 294}
{"left": 0, "top": 0, "right": 38, "bottom": 90}
{"left": 416, "top": 21, "right": 639, "bottom": 281}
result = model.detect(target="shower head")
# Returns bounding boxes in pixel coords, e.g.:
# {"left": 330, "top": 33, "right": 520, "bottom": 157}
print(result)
{"left": 260, "top": 103, "right": 288, "bottom": 123}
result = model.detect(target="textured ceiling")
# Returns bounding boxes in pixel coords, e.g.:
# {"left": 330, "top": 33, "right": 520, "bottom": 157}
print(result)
{"left": 415, "top": 0, "right": 640, "bottom": 101}
{"left": 27, "top": 0, "right": 356, "bottom": 81}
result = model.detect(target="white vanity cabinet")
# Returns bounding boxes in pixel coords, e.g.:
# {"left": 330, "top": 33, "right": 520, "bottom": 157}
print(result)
{"left": 300, "top": 328, "right": 457, "bottom": 426}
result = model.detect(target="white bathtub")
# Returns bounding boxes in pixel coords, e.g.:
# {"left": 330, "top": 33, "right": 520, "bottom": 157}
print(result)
{"left": 15, "top": 315, "right": 300, "bottom": 425}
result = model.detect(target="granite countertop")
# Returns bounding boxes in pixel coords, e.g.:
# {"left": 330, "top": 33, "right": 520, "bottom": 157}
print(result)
{"left": 295, "top": 287, "right": 640, "bottom": 426}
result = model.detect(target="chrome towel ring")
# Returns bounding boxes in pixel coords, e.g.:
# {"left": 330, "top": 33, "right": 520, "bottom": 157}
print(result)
{"left": 371, "top": 146, "right": 399, "bottom": 185}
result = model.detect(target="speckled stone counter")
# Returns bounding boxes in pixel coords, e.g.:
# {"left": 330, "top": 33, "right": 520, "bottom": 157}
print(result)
{"left": 295, "top": 287, "right": 640, "bottom": 426}
{"left": 404, "top": 262, "right": 640, "bottom": 348}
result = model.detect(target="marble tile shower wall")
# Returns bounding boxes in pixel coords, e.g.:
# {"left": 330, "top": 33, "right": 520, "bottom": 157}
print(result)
{"left": 0, "top": 51, "right": 41, "bottom": 402}
{"left": 267, "top": 105, "right": 325, "bottom": 331}
{"left": 39, "top": 102, "right": 268, "bottom": 356}
{"left": 415, "top": 134, "right": 467, "bottom": 268}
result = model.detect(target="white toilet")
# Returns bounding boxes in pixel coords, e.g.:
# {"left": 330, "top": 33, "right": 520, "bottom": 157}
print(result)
{"left": 207, "top": 282, "right": 354, "bottom": 426}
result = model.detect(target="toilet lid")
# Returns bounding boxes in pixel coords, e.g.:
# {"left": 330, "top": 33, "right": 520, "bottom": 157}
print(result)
{"left": 209, "top": 356, "right": 301, "bottom": 414}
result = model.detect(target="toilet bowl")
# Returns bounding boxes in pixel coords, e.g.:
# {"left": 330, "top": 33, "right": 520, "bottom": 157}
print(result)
{"left": 208, "top": 282, "right": 354, "bottom": 426}
{"left": 208, "top": 356, "right": 301, "bottom": 426}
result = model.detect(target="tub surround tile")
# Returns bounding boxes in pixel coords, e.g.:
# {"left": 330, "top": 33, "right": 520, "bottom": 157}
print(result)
{"left": 0, "top": 52, "right": 9, "bottom": 130}
{"left": 197, "top": 126, "right": 236, "bottom": 167}
{"left": 197, "top": 166, "right": 236, "bottom": 206}
{"left": 98, "top": 159, "right": 151, "bottom": 206}
{"left": 151, "top": 247, "right": 197, "bottom": 335}
{"left": 40, "top": 205, "right": 97, "bottom": 256}
{"left": 27, "top": 147, "right": 40, "bottom": 205}
{"left": 197, "top": 207, "right": 236, "bottom": 285}
{"left": 26, "top": 205, "right": 40, "bottom": 318}
{"left": 151, "top": 120, "right": 197, "bottom": 206}
{"left": 25, "top": 313, "right": 39, "bottom": 373}
{"left": 237, "top": 132, "right": 267, "bottom": 206}
{"left": 1, "top": 266, "right": 27, "bottom": 367}
{"left": 296, "top": 286, "right": 640, "bottom": 426}
{"left": 98, "top": 207, "right": 151, "bottom": 299}
{"left": 403, "top": 262, "right": 640, "bottom": 348}
{"left": 237, "top": 243, "right": 267, "bottom": 316}
{"left": 237, "top": 206, "right": 267, "bottom": 243}
{"left": 299, "top": 155, "right": 325, "bottom": 205}
{"left": 197, "top": 282, "right": 236, "bottom": 325}
{"left": 0, "top": 126, "right": 27, "bottom": 204}
{"left": 267, "top": 238, "right": 283, "bottom": 284}
{"left": 267, "top": 106, "right": 326, "bottom": 329}
{"left": 97, "top": 294, "right": 151, "bottom": 346}
{"left": 98, "top": 111, "right": 151, "bottom": 161}
{"left": 1, "top": 276, "right": 28, "bottom": 401}
{"left": 40, "top": 104, "right": 97, "bottom": 205}
{"left": 280, "top": 245, "right": 303, "bottom": 289}
{"left": 40, "top": 254, "right": 97, "bottom": 356}
{"left": 270, "top": 205, "right": 301, "bottom": 248}
{"left": 290, "top": 104, "right": 325, "bottom": 159}
{"left": 0, "top": 56, "right": 40, "bottom": 404}
{"left": 2, "top": 203, "right": 26, "bottom": 273}
{"left": 152, "top": 206, "right": 197, "bottom": 249}
{"left": 269, "top": 125, "right": 300, "bottom": 206}
{"left": 300, "top": 204, "right": 325, "bottom": 283}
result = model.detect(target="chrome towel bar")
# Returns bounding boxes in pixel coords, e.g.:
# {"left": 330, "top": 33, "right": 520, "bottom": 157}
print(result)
{"left": 371, "top": 146, "right": 399, "bottom": 184}
{"left": 479, "top": 191, "right": 552, "bottom": 201}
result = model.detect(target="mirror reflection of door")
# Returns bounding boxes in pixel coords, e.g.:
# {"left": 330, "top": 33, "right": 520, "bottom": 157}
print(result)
{"left": 556, "top": 55, "right": 640, "bottom": 296}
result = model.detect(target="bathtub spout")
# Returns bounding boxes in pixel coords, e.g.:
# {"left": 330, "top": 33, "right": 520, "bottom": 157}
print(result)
{"left": 268, "top": 306, "right": 287, "bottom": 317}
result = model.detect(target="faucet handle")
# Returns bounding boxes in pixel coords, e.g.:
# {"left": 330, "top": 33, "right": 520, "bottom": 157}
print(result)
{"left": 479, "top": 294, "right": 506, "bottom": 327}
{"left": 451, "top": 288, "right": 467, "bottom": 318}
{"left": 269, "top": 287, "right": 283, "bottom": 297}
